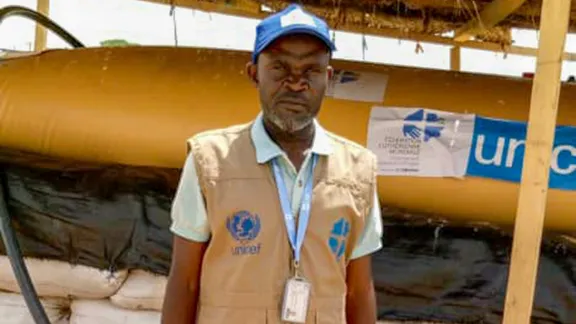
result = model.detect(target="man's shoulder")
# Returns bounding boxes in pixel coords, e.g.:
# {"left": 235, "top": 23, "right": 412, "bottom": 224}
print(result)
{"left": 188, "top": 122, "right": 252, "bottom": 145}
{"left": 186, "top": 122, "right": 254, "bottom": 162}
{"left": 323, "top": 129, "right": 377, "bottom": 200}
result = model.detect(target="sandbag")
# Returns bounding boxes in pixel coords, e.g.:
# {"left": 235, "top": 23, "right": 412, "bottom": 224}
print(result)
{"left": 0, "top": 256, "right": 128, "bottom": 299}
{"left": 110, "top": 270, "right": 166, "bottom": 311}
{"left": 70, "top": 299, "right": 161, "bottom": 324}
{"left": 0, "top": 291, "right": 70, "bottom": 324}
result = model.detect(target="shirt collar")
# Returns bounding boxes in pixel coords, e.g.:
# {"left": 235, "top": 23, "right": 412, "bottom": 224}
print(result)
{"left": 250, "top": 112, "right": 333, "bottom": 164}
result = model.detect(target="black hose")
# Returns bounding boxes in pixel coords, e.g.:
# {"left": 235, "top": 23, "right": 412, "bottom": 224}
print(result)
{"left": 0, "top": 169, "right": 51, "bottom": 324}
{"left": 0, "top": 5, "right": 85, "bottom": 48}
{"left": 0, "top": 6, "right": 86, "bottom": 324}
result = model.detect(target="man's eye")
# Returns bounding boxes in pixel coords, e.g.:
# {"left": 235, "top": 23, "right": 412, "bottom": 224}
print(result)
{"left": 305, "top": 67, "right": 323, "bottom": 75}
{"left": 271, "top": 63, "right": 285, "bottom": 70}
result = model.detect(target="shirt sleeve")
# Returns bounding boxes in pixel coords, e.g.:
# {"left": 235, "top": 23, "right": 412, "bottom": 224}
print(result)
{"left": 350, "top": 187, "right": 383, "bottom": 260}
{"left": 170, "top": 152, "right": 211, "bottom": 242}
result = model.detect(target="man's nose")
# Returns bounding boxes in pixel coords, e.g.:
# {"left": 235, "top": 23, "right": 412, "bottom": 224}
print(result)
{"left": 283, "top": 76, "right": 309, "bottom": 92}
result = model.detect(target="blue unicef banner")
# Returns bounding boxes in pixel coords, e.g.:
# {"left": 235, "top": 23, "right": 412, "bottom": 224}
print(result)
{"left": 466, "top": 116, "right": 576, "bottom": 190}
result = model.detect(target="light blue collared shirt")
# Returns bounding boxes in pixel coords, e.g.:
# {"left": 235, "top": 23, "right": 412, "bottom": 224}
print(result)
{"left": 170, "top": 113, "right": 383, "bottom": 259}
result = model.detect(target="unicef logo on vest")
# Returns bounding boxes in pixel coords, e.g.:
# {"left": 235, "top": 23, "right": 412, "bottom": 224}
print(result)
{"left": 226, "top": 210, "right": 262, "bottom": 256}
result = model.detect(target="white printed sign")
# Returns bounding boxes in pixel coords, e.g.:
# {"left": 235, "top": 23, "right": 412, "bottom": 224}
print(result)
{"left": 326, "top": 70, "right": 388, "bottom": 103}
{"left": 367, "top": 107, "right": 476, "bottom": 178}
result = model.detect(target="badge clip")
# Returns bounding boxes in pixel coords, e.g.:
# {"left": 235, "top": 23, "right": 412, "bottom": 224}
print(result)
{"left": 293, "top": 260, "right": 302, "bottom": 278}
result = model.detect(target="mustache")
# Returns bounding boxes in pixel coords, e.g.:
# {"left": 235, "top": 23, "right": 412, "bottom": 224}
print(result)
{"left": 276, "top": 92, "right": 308, "bottom": 103}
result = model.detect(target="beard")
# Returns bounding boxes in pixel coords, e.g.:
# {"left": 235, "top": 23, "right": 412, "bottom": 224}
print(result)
{"left": 259, "top": 87, "right": 322, "bottom": 134}
{"left": 266, "top": 109, "right": 315, "bottom": 134}
{"left": 268, "top": 112, "right": 314, "bottom": 134}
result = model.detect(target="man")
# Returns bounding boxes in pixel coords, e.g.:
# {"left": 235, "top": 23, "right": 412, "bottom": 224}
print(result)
{"left": 162, "top": 4, "right": 383, "bottom": 324}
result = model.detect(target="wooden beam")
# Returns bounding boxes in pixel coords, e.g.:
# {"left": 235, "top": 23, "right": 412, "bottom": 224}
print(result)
{"left": 137, "top": 0, "right": 576, "bottom": 62}
{"left": 33, "top": 0, "right": 50, "bottom": 51}
{"left": 450, "top": 46, "right": 461, "bottom": 71}
{"left": 502, "top": 0, "right": 571, "bottom": 323}
{"left": 453, "top": 0, "right": 528, "bottom": 42}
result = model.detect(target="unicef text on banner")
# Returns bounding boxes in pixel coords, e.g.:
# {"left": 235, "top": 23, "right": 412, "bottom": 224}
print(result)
{"left": 466, "top": 116, "right": 576, "bottom": 190}
{"left": 367, "top": 107, "right": 476, "bottom": 178}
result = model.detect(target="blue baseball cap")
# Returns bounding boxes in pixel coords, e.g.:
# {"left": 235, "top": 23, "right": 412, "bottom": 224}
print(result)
{"left": 252, "top": 4, "right": 337, "bottom": 63}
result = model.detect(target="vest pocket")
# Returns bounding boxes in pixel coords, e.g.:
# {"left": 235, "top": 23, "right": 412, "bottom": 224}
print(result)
{"left": 197, "top": 305, "right": 266, "bottom": 324}
{"left": 315, "top": 308, "right": 345, "bottom": 324}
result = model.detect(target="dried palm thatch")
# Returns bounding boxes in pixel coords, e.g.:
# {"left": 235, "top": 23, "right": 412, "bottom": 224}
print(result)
{"left": 143, "top": 0, "right": 576, "bottom": 47}
{"left": 250, "top": 0, "right": 576, "bottom": 46}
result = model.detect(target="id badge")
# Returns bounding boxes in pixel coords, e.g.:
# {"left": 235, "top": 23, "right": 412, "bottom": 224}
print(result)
{"left": 281, "top": 277, "right": 311, "bottom": 323}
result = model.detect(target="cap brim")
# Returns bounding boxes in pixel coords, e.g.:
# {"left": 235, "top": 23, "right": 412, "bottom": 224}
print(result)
{"left": 252, "top": 26, "right": 336, "bottom": 63}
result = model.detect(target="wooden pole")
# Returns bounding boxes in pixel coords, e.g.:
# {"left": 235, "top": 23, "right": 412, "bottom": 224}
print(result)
{"left": 450, "top": 46, "right": 461, "bottom": 71}
{"left": 502, "top": 0, "right": 571, "bottom": 323}
{"left": 33, "top": 0, "right": 50, "bottom": 52}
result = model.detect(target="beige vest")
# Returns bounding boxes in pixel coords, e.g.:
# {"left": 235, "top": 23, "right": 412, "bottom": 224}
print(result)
{"left": 187, "top": 121, "right": 377, "bottom": 324}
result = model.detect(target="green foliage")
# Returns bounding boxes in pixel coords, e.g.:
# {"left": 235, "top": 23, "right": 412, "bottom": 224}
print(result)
{"left": 100, "top": 39, "right": 139, "bottom": 47}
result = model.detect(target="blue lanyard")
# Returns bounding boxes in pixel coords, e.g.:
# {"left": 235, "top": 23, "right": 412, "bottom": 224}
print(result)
{"left": 271, "top": 154, "right": 318, "bottom": 267}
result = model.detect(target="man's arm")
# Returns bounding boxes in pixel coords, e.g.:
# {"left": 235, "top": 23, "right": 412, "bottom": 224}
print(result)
{"left": 346, "top": 255, "right": 377, "bottom": 324}
{"left": 346, "top": 187, "right": 383, "bottom": 323}
{"left": 162, "top": 236, "right": 207, "bottom": 324}
{"left": 161, "top": 152, "right": 211, "bottom": 324}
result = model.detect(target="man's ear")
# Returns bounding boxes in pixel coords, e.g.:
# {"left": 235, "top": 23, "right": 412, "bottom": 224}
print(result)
{"left": 246, "top": 62, "right": 258, "bottom": 87}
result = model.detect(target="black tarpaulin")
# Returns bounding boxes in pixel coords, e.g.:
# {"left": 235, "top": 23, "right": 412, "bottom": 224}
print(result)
{"left": 0, "top": 159, "right": 575, "bottom": 323}
{"left": 0, "top": 162, "right": 176, "bottom": 275}
{"left": 373, "top": 218, "right": 576, "bottom": 323}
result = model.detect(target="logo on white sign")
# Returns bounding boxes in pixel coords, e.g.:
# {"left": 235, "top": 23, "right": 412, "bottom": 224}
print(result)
{"left": 402, "top": 109, "right": 446, "bottom": 142}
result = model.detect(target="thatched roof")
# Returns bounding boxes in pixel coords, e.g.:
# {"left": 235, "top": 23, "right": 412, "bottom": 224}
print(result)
{"left": 147, "top": 0, "right": 576, "bottom": 48}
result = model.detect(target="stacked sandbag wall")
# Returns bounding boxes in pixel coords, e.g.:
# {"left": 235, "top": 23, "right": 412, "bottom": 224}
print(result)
{"left": 0, "top": 257, "right": 437, "bottom": 324}
{"left": 0, "top": 256, "right": 446, "bottom": 324}
{"left": 0, "top": 257, "right": 166, "bottom": 323}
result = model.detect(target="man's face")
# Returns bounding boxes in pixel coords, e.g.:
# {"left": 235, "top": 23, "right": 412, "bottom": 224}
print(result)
{"left": 248, "top": 34, "right": 332, "bottom": 134}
